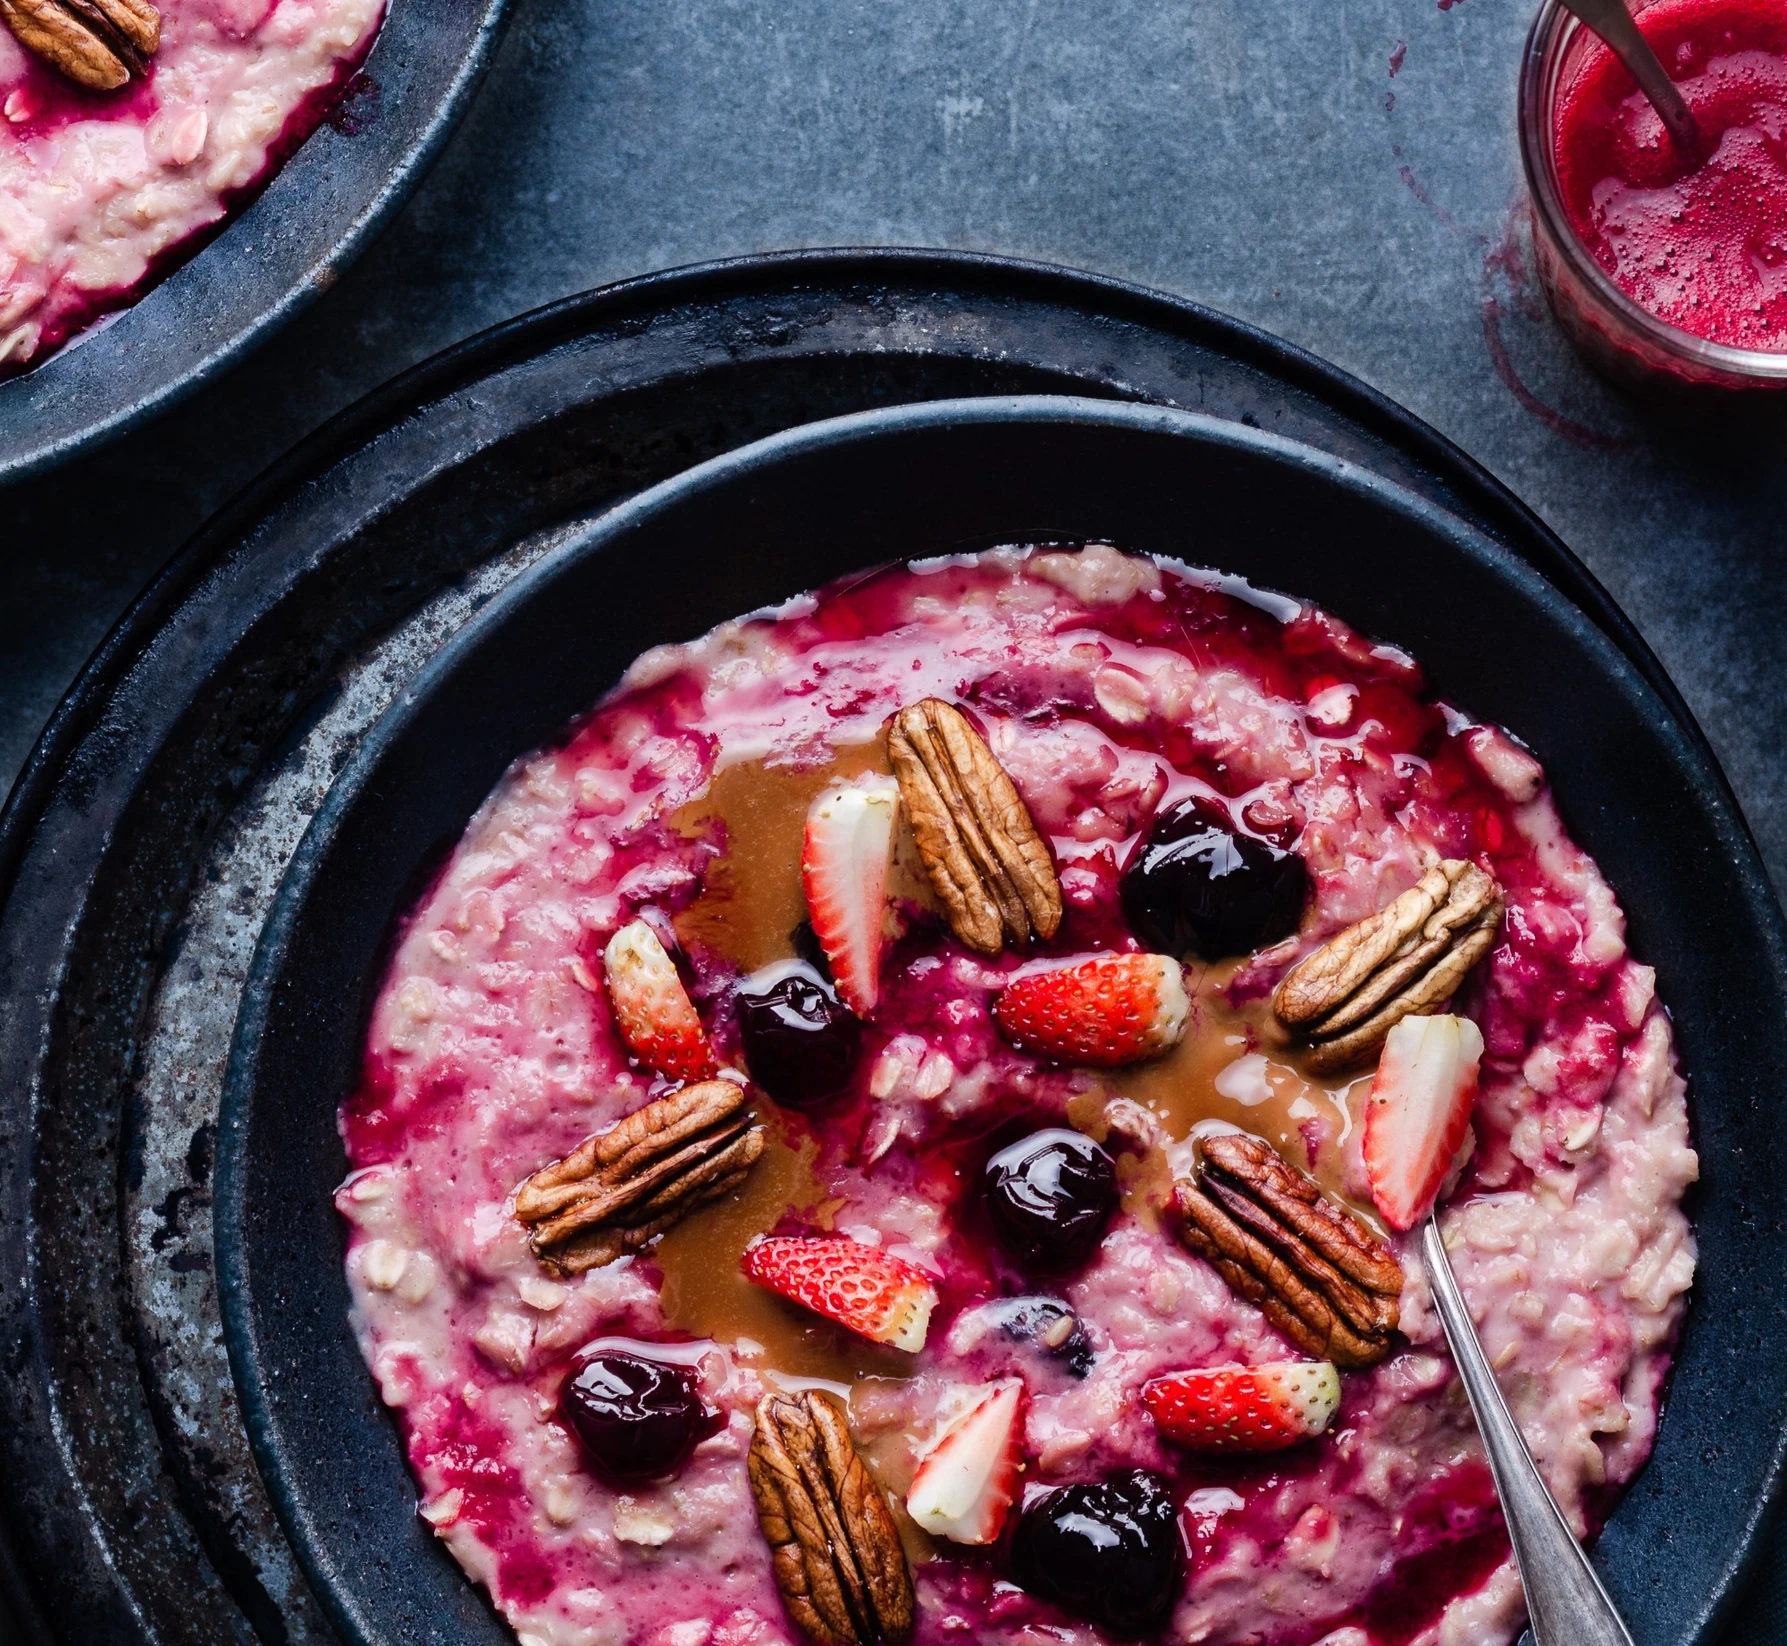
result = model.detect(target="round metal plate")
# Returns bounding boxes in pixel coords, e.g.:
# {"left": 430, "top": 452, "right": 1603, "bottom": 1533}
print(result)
{"left": 0, "top": 0, "right": 513, "bottom": 483}
{"left": 1, "top": 251, "right": 1780, "bottom": 1645}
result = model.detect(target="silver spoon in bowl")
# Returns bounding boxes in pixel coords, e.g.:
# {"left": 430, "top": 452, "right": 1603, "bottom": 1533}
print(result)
{"left": 1557, "top": 0, "right": 1700, "bottom": 154}
{"left": 1421, "top": 1219, "right": 1638, "bottom": 1646}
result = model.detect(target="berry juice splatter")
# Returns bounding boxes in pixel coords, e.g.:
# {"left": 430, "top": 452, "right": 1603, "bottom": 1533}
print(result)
{"left": 1553, "top": 0, "right": 1787, "bottom": 350}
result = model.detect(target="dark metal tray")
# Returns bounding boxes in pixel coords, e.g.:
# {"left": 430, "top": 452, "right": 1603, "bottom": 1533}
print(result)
{"left": 2, "top": 251, "right": 1781, "bottom": 1646}
{"left": 0, "top": 0, "right": 512, "bottom": 482}
{"left": 222, "top": 393, "right": 1787, "bottom": 1646}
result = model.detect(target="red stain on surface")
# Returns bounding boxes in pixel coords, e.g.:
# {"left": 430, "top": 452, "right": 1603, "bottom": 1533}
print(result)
{"left": 325, "top": 69, "right": 380, "bottom": 136}
{"left": 1477, "top": 298, "right": 1631, "bottom": 450}
{"left": 1480, "top": 210, "right": 1639, "bottom": 452}
{"left": 1383, "top": 55, "right": 1638, "bottom": 450}
{"left": 1391, "top": 144, "right": 1487, "bottom": 246}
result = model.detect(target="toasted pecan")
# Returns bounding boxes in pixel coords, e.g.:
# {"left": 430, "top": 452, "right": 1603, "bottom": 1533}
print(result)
{"left": 1274, "top": 860, "right": 1503, "bottom": 1072}
{"left": 514, "top": 1080, "right": 763, "bottom": 1274}
{"left": 1174, "top": 1133, "right": 1403, "bottom": 1369}
{"left": 749, "top": 1390, "right": 914, "bottom": 1646}
{"left": 1, "top": 0, "right": 157, "bottom": 89}
{"left": 885, "top": 699, "right": 1061, "bottom": 956}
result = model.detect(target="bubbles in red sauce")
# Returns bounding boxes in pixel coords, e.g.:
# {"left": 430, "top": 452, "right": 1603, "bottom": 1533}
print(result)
{"left": 1553, "top": 0, "right": 1787, "bottom": 350}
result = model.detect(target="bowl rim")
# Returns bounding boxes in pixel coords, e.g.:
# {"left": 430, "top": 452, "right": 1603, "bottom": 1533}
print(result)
{"left": 1517, "top": 0, "right": 1787, "bottom": 384}
{"left": 216, "top": 391, "right": 1787, "bottom": 1646}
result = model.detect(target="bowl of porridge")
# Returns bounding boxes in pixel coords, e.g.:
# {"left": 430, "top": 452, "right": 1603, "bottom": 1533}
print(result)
{"left": 0, "top": 0, "right": 509, "bottom": 476}
{"left": 216, "top": 396, "right": 1787, "bottom": 1646}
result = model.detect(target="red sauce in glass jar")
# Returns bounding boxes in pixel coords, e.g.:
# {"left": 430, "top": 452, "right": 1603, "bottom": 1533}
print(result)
{"left": 1553, "top": 0, "right": 1787, "bottom": 352}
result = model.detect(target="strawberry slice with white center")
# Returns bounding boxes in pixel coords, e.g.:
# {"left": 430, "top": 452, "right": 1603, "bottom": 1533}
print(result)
{"left": 993, "top": 952, "right": 1189, "bottom": 1067}
{"left": 1362, "top": 1012, "right": 1484, "bottom": 1231}
{"left": 1143, "top": 1361, "right": 1340, "bottom": 1454}
{"left": 906, "top": 1378, "right": 1026, "bottom": 1544}
{"left": 741, "top": 1234, "right": 937, "bottom": 1351}
{"left": 602, "top": 919, "right": 717, "bottom": 1083}
{"left": 801, "top": 776, "right": 898, "bottom": 1017}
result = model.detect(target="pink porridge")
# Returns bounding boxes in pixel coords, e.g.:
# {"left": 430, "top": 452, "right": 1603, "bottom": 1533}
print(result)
{"left": 0, "top": 0, "right": 382, "bottom": 372}
{"left": 336, "top": 544, "right": 1697, "bottom": 1646}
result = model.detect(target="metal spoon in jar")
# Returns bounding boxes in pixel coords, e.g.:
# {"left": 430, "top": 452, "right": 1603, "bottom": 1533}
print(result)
{"left": 1421, "top": 1220, "right": 1638, "bottom": 1646}
{"left": 1556, "top": 0, "right": 1701, "bottom": 154}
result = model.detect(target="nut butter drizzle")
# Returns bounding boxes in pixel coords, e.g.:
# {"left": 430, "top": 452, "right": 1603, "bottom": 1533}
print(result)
{"left": 651, "top": 749, "right": 1390, "bottom": 1381}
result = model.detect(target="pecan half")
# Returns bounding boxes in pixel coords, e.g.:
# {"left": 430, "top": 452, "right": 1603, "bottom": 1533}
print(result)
{"left": 749, "top": 1390, "right": 914, "bottom": 1646}
{"left": 1273, "top": 859, "right": 1503, "bottom": 1073}
{"left": 885, "top": 699, "right": 1061, "bottom": 956}
{"left": 1174, "top": 1133, "right": 1403, "bottom": 1370}
{"left": 514, "top": 1080, "right": 764, "bottom": 1274}
{"left": 1, "top": 0, "right": 158, "bottom": 90}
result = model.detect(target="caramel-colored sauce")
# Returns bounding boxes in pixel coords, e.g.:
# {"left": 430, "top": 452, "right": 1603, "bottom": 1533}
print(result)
{"left": 654, "top": 1108, "right": 920, "bottom": 1382}
{"left": 660, "top": 748, "right": 930, "bottom": 1383}
{"left": 652, "top": 747, "right": 1374, "bottom": 1385}
{"left": 1101, "top": 967, "right": 1369, "bottom": 1213}
{"left": 673, "top": 746, "right": 935, "bottom": 973}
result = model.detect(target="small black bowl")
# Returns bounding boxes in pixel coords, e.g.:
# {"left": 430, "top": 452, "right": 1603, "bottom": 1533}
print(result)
{"left": 0, "top": 0, "right": 512, "bottom": 480}
{"left": 217, "top": 394, "right": 1787, "bottom": 1646}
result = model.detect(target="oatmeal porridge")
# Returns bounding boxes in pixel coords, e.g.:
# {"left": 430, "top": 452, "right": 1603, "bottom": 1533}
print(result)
{"left": 336, "top": 544, "right": 1696, "bottom": 1646}
{"left": 0, "top": 0, "right": 382, "bottom": 372}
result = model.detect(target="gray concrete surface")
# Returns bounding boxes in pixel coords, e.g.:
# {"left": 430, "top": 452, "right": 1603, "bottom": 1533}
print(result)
{"left": 1, "top": 0, "right": 1782, "bottom": 1633}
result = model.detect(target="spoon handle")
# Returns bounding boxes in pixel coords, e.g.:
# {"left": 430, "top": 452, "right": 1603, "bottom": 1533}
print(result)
{"left": 1420, "top": 1220, "right": 1638, "bottom": 1646}
{"left": 1558, "top": 0, "right": 1700, "bottom": 154}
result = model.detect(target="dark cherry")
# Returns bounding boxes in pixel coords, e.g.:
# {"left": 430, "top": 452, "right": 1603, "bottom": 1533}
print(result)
{"left": 984, "top": 1129, "right": 1117, "bottom": 1272}
{"left": 1119, "top": 795, "right": 1308, "bottom": 959}
{"left": 560, "top": 1350, "right": 713, "bottom": 1482}
{"left": 1009, "top": 1470, "right": 1184, "bottom": 1632}
{"left": 737, "top": 963, "right": 861, "bottom": 1109}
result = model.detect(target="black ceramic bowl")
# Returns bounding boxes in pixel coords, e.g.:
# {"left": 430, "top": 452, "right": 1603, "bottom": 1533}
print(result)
{"left": 217, "top": 395, "right": 1787, "bottom": 1646}
{"left": 0, "top": 0, "right": 511, "bottom": 481}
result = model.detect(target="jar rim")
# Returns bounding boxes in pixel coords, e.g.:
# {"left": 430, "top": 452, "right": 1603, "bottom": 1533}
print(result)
{"left": 1517, "top": 0, "right": 1787, "bottom": 382}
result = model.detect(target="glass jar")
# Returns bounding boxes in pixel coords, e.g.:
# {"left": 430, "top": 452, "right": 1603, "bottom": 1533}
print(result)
{"left": 1518, "top": 0, "right": 1787, "bottom": 394}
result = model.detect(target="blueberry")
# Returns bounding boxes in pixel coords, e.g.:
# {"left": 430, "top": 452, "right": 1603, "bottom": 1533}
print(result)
{"left": 738, "top": 963, "right": 861, "bottom": 1109}
{"left": 985, "top": 1129, "right": 1117, "bottom": 1272}
{"left": 1010, "top": 1470, "right": 1184, "bottom": 1631}
{"left": 560, "top": 1349, "right": 714, "bottom": 1482}
{"left": 1119, "top": 796, "right": 1307, "bottom": 959}
{"left": 985, "top": 1295, "right": 1095, "bottom": 1376}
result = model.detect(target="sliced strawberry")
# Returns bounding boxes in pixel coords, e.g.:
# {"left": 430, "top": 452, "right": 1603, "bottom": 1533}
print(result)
{"left": 741, "top": 1234, "right": 937, "bottom": 1351}
{"left": 801, "top": 776, "right": 898, "bottom": 1017}
{"left": 1362, "top": 1012, "right": 1483, "bottom": 1231}
{"left": 1143, "top": 1361, "right": 1340, "bottom": 1454}
{"left": 602, "top": 919, "right": 717, "bottom": 1082}
{"left": 993, "top": 952, "right": 1189, "bottom": 1067}
{"left": 906, "top": 1379, "right": 1026, "bottom": 1544}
